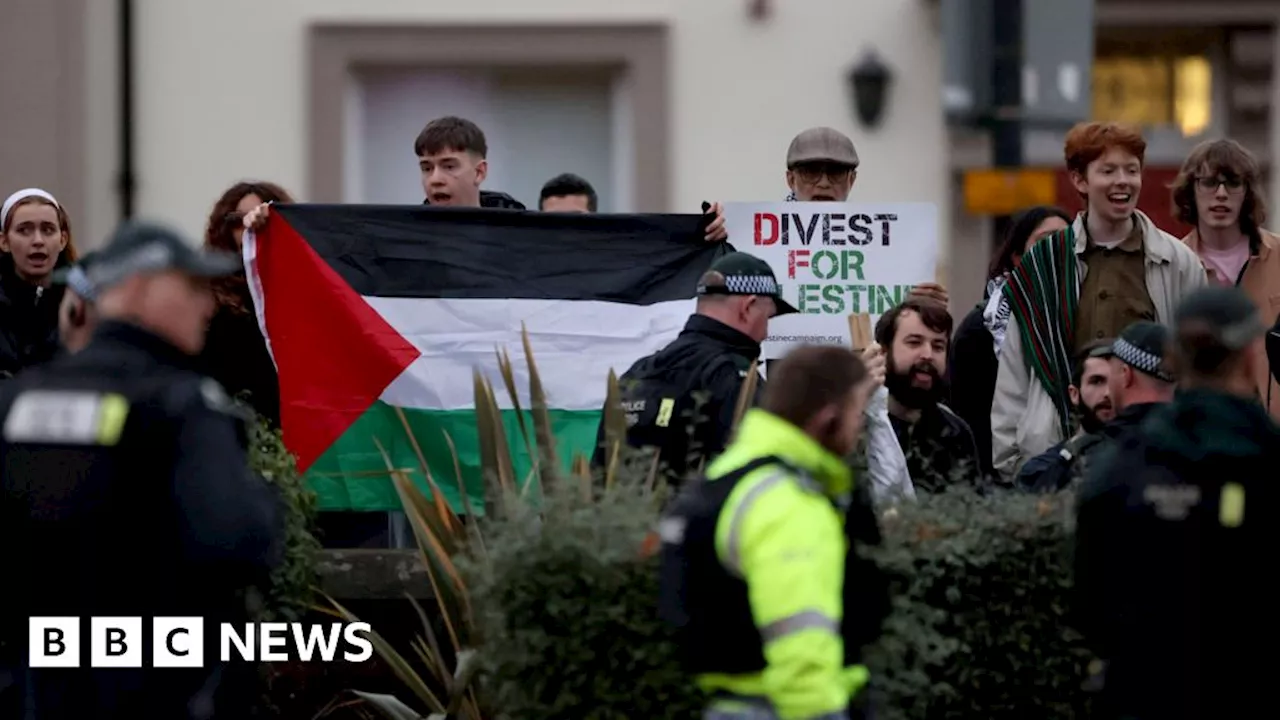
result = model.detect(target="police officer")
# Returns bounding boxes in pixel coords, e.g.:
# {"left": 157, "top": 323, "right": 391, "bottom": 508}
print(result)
{"left": 1074, "top": 286, "right": 1280, "bottom": 719}
{"left": 595, "top": 252, "right": 797, "bottom": 484}
{"left": 659, "top": 344, "right": 889, "bottom": 720}
{"left": 0, "top": 220, "right": 282, "bottom": 719}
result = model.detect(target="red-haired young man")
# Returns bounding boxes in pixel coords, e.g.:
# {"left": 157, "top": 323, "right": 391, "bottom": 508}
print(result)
{"left": 991, "top": 122, "right": 1207, "bottom": 481}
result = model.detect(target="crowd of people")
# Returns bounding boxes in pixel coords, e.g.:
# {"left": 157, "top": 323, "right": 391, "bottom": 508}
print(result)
{"left": 0, "top": 107, "right": 1276, "bottom": 718}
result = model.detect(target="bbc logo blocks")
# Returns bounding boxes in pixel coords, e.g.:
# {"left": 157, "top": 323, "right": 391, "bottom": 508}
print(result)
{"left": 30, "top": 617, "right": 203, "bottom": 668}
{"left": 28, "top": 617, "right": 372, "bottom": 666}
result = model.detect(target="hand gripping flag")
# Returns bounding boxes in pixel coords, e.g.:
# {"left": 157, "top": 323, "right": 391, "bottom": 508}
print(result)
{"left": 244, "top": 204, "right": 729, "bottom": 513}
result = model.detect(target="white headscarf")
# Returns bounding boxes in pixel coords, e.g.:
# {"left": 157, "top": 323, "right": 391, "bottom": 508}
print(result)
{"left": 1, "top": 188, "right": 60, "bottom": 229}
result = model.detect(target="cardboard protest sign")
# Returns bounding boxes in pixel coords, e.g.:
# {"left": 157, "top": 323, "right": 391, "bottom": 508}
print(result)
{"left": 724, "top": 202, "right": 938, "bottom": 359}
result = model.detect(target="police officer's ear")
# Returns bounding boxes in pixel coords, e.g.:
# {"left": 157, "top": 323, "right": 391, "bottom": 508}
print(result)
{"left": 1067, "top": 384, "right": 1081, "bottom": 407}
{"left": 62, "top": 296, "right": 86, "bottom": 329}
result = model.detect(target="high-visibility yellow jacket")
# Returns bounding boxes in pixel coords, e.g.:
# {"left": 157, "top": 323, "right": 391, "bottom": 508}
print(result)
{"left": 693, "top": 408, "right": 869, "bottom": 719}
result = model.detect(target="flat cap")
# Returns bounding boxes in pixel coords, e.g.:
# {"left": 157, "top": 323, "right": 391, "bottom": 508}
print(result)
{"left": 786, "top": 127, "right": 859, "bottom": 169}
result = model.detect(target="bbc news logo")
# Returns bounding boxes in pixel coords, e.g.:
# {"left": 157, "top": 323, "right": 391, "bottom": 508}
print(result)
{"left": 29, "top": 617, "right": 373, "bottom": 668}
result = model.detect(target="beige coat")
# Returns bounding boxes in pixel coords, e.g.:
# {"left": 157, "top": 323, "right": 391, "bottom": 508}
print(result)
{"left": 1180, "top": 227, "right": 1280, "bottom": 421}
{"left": 991, "top": 210, "right": 1208, "bottom": 481}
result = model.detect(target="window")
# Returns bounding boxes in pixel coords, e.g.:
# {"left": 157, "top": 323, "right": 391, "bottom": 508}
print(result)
{"left": 1092, "top": 54, "right": 1213, "bottom": 136}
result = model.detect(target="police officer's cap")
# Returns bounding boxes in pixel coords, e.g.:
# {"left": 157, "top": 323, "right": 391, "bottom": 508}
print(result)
{"left": 697, "top": 252, "right": 799, "bottom": 316}
{"left": 50, "top": 250, "right": 103, "bottom": 302}
{"left": 79, "top": 220, "right": 242, "bottom": 292}
{"left": 1173, "top": 285, "right": 1265, "bottom": 351}
{"left": 1089, "top": 320, "right": 1175, "bottom": 383}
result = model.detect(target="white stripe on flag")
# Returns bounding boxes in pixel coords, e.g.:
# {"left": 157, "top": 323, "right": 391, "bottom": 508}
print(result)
{"left": 368, "top": 296, "right": 695, "bottom": 411}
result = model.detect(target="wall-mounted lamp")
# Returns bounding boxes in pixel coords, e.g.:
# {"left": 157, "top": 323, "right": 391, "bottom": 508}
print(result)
{"left": 848, "top": 50, "right": 893, "bottom": 129}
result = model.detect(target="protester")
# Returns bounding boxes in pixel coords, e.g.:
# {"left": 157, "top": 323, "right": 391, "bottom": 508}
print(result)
{"left": 782, "top": 126, "right": 948, "bottom": 308}
{"left": 0, "top": 219, "right": 282, "bottom": 719}
{"left": 659, "top": 344, "right": 888, "bottom": 720}
{"left": 1073, "top": 285, "right": 1278, "bottom": 720}
{"left": 951, "top": 205, "right": 1071, "bottom": 475}
{"left": 992, "top": 121, "right": 1207, "bottom": 481}
{"left": 201, "top": 180, "right": 289, "bottom": 427}
{"left": 539, "top": 172, "right": 598, "bottom": 213}
{"left": 0, "top": 188, "right": 79, "bottom": 380}
{"left": 52, "top": 250, "right": 100, "bottom": 354}
{"left": 875, "top": 297, "right": 983, "bottom": 491}
{"left": 1172, "top": 138, "right": 1280, "bottom": 418}
{"left": 536, "top": 169, "right": 729, "bottom": 240}
{"left": 417, "top": 115, "right": 526, "bottom": 209}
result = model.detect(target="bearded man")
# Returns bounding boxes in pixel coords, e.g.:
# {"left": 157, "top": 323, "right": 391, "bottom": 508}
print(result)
{"left": 873, "top": 298, "right": 985, "bottom": 491}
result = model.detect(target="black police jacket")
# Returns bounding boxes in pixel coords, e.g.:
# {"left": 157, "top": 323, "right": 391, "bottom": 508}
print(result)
{"left": 0, "top": 320, "right": 283, "bottom": 720}
{"left": 593, "top": 314, "right": 763, "bottom": 484}
{"left": 1017, "top": 402, "right": 1163, "bottom": 493}
{"left": 0, "top": 253, "right": 66, "bottom": 382}
{"left": 1074, "top": 389, "right": 1280, "bottom": 719}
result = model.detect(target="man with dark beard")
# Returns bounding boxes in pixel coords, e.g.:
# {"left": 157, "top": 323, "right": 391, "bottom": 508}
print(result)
{"left": 873, "top": 298, "right": 983, "bottom": 491}
{"left": 1016, "top": 338, "right": 1117, "bottom": 491}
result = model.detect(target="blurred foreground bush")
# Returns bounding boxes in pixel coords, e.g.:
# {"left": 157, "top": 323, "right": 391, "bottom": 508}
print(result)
{"left": 863, "top": 486, "right": 1094, "bottom": 720}
{"left": 246, "top": 416, "right": 321, "bottom": 622}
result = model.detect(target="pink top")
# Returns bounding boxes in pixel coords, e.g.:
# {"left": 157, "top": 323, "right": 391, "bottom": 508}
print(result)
{"left": 1200, "top": 241, "right": 1250, "bottom": 286}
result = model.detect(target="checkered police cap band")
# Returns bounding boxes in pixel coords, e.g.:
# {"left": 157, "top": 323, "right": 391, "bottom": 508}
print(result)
{"left": 85, "top": 242, "right": 175, "bottom": 291}
{"left": 721, "top": 274, "right": 778, "bottom": 295}
{"left": 65, "top": 266, "right": 98, "bottom": 302}
{"left": 1113, "top": 337, "right": 1175, "bottom": 382}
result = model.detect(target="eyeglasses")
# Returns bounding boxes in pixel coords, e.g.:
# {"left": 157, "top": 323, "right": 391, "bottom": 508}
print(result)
{"left": 791, "top": 162, "right": 856, "bottom": 184}
{"left": 1195, "top": 175, "right": 1245, "bottom": 194}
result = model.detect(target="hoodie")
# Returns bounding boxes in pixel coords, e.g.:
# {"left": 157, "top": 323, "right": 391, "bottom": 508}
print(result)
{"left": 0, "top": 253, "right": 68, "bottom": 380}
{"left": 423, "top": 189, "right": 527, "bottom": 210}
{"left": 1073, "top": 388, "right": 1280, "bottom": 719}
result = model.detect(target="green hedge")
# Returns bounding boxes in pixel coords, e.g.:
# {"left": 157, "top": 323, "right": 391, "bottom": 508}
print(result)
{"left": 862, "top": 487, "right": 1095, "bottom": 720}
{"left": 245, "top": 416, "right": 321, "bottom": 622}
{"left": 458, "top": 474, "right": 703, "bottom": 720}
{"left": 458, "top": 478, "right": 1094, "bottom": 719}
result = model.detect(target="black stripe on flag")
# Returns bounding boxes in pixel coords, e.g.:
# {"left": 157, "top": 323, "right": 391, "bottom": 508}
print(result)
{"left": 274, "top": 204, "right": 732, "bottom": 306}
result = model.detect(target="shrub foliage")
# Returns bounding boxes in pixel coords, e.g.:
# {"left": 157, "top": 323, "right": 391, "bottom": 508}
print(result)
{"left": 337, "top": 331, "right": 1096, "bottom": 719}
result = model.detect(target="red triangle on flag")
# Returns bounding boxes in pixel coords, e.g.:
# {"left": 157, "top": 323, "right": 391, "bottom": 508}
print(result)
{"left": 252, "top": 212, "right": 421, "bottom": 472}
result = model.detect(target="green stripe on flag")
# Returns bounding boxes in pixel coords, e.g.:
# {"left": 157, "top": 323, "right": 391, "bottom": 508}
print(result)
{"left": 304, "top": 401, "right": 602, "bottom": 512}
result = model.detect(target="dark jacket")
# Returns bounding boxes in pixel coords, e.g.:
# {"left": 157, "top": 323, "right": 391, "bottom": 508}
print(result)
{"left": 949, "top": 303, "right": 997, "bottom": 477}
{"left": 424, "top": 189, "right": 527, "bottom": 210}
{"left": 594, "top": 314, "right": 763, "bottom": 485}
{"left": 200, "top": 288, "right": 280, "bottom": 427}
{"left": 1074, "top": 389, "right": 1280, "bottom": 719}
{"left": 888, "top": 402, "right": 985, "bottom": 492}
{"left": 0, "top": 320, "right": 282, "bottom": 719}
{"left": 1017, "top": 402, "right": 1163, "bottom": 493}
{"left": 0, "top": 253, "right": 67, "bottom": 381}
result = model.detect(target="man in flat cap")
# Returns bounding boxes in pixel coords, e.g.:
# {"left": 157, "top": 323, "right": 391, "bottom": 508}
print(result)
{"left": 0, "top": 220, "right": 282, "bottom": 719}
{"left": 1073, "top": 285, "right": 1280, "bottom": 720}
{"left": 784, "top": 126, "right": 949, "bottom": 308}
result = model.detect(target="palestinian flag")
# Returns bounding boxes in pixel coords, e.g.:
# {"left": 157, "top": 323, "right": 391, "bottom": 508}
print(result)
{"left": 244, "top": 204, "right": 727, "bottom": 513}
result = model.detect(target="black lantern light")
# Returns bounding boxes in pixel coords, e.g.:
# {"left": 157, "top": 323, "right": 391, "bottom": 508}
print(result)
{"left": 848, "top": 50, "right": 893, "bottom": 129}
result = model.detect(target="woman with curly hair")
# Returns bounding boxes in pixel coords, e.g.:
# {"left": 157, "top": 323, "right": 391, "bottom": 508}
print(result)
{"left": 199, "top": 180, "right": 293, "bottom": 426}
{"left": 0, "top": 188, "right": 80, "bottom": 379}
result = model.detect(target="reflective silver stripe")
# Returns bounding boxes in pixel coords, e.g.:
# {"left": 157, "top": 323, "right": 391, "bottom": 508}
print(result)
{"left": 722, "top": 471, "right": 789, "bottom": 576}
{"left": 759, "top": 609, "right": 839, "bottom": 643}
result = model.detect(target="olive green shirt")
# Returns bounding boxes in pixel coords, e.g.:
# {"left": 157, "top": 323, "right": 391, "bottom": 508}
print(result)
{"left": 1074, "top": 220, "right": 1156, "bottom": 353}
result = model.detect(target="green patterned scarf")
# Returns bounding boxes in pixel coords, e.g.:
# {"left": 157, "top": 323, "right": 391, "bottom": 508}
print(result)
{"left": 1001, "top": 226, "right": 1081, "bottom": 436}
